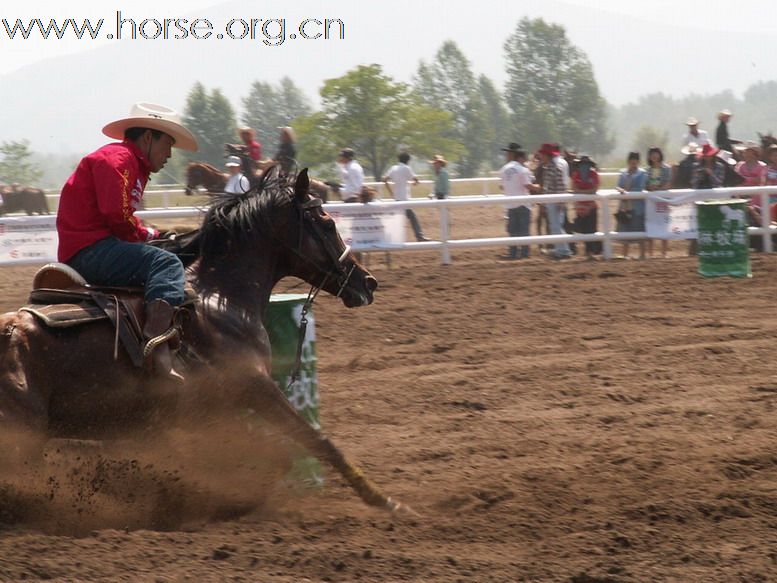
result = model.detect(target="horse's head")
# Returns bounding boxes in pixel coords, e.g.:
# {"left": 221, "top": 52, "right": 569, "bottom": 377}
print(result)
{"left": 185, "top": 162, "right": 227, "bottom": 195}
{"left": 286, "top": 170, "right": 377, "bottom": 307}
{"left": 196, "top": 168, "right": 377, "bottom": 314}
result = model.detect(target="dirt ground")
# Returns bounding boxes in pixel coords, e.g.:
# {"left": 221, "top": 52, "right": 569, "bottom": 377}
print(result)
{"left": 1, "top": 204, "right": 777, "bottom": 582}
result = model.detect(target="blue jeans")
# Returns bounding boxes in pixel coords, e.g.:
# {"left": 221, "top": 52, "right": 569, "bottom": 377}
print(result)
{"left": 506, "top": 206, "right": 531, "bottom": 258}
{"left": 546, "top": 203, "right": 571, "bottom": 256}
{"left": 68, "top": 237, "right": 185, "bottom": 306}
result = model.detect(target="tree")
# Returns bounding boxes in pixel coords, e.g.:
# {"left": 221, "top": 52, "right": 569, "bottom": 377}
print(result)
{"left": 0, "top": 140, "right": 43, "bottom": 185}
{"left": 182, "top": 83, "right": 238, "bottom": 167}
{"left": 242, "top": 77, "right": 312, "bottom": 156}
{"left": 631, "top": 125, "right": 669, "bottom": 157}
{"left": 504, "top": 17, "right": 613, "bottom": 156}
{"left": 295, "top": 64, "right": 461, "bottom": 179}
{"left": 478, "top": 75, "right": 513, "bottom": 168}
{"left": 414, "top": 41, "right": 492, "bottom": 176}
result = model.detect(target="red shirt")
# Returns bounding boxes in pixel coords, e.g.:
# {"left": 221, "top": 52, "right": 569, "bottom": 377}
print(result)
{"left": 56, "top": 140, "right": 157, "bottom": 262}
{"left": 571, "top": 169, "right": 600, "bottom": 217}
{"left": 247, "top": 140, "right": 262, "bottom": 161}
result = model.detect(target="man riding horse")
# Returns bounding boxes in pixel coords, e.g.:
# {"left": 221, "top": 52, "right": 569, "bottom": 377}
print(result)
{"left": 56, "top": 102, "right": 198, "bottom": 384}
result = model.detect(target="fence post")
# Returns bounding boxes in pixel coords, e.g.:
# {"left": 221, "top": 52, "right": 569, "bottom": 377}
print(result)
{"left": 601, "top": 194, "right": 613, "bottom": 260}
{"left": 761, "top": 191, "right": 773, "bottom": 253}
{"left": 440, "top": 205, "right": 451, "bottom": 265}
{"left": 482, "top": 179, "right": 488, "bottom": 197}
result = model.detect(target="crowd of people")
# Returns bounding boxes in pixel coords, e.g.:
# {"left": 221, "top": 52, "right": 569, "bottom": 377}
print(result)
{"left": 378, "top": 110, "right": 777, "bottom": 261}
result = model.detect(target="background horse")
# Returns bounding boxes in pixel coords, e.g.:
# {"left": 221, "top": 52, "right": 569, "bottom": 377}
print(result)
{"left": 0, "top": 169, "right": 407, "bottom": 517}
{"left": 184, "top": 162, "right": 228, "bottom": 195}
{"left": 0, "top": 184, "right": 49, "bottom": 215}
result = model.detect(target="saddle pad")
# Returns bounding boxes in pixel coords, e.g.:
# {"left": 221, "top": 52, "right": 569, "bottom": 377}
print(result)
{"left": 20, "top": 303, "right": 108, "bottom": 328}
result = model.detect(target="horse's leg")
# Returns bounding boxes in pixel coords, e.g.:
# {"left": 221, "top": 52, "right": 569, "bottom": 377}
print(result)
{"left": 0, "top": 314, "right": 49, "bottom": 470}
{"left": 211, "top": 371, "right": 411, "bottom": 514}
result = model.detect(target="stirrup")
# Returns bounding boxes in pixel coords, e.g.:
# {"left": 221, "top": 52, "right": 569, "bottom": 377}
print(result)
{"left": 142, "top": 326, "right": 178, "bottom": 358}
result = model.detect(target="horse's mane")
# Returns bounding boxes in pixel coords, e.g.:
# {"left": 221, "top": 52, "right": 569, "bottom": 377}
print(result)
{"left": 195, "top": 168, "right": 293, "bottom": 310}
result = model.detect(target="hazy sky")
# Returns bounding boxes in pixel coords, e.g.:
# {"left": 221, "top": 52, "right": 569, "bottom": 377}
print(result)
{"left": 2, "top": 0, "right": 776, "bottom": 154}
{"left": 3, "top": 0, "right": 773, "bottom": 79}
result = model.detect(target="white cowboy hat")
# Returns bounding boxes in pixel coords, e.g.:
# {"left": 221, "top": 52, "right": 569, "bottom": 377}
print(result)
{"left": 225, "top": 155, "right": 241, "bottom": 167}
{"left": 686, "top": 117, "right": 699, "bottom": 126}
{"left": 102, "top": 102, "right": 198, "bottom": 151}
{"left": 681, "top": 142, "right": 700, "bottom": 156}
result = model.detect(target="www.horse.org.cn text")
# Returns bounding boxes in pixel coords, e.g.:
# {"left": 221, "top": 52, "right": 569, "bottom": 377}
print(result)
{"left": 1, "top": 12, "right": 346, "bottom": 46}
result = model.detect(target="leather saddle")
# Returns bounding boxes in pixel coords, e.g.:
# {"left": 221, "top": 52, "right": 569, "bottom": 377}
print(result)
{"left": 21, "top": 263, "right": 196, "bottom": 368}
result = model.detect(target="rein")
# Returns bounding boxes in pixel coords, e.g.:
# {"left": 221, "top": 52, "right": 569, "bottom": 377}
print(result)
{"left": 285, "top": 198, "right": 354, "bottom": 390}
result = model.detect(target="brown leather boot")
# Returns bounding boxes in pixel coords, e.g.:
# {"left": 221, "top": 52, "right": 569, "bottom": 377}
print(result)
{"left": 143, "top": 299, "right": 184, "bottom": 384}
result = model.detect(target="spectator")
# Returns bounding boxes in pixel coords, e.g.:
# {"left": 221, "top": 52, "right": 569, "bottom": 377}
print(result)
{"left": 383, "top": 152, "right": 428, "bottom": 242}
{"left": 238, "top": 126, "right": 263, "bottom": 162}
{"left": 336, "top": 148, "right": 365, "bottom": 203}
{"left": 615, "top": 152, "right": 648, "bottom": 260}
{"left": 735, "top": 142, "right": 768, "bottom": 228}
{"left": 734, "top": 142, "right": 767, "bottom": 187}
{"left": 715, "top": 109, "right": 741, "bottom": 153}
{"left": 645, "top": 147, "right": 672, "bottom": 259}
{"left": 683, "top": 117, "right": 711, "bottom": 146}
{"left": 224, "top": 155, "right": 250, "bottom": 195}
{"left": 498, "top": 143, "right": 536, "bottom": 260}
{"left": 673, "top": 142, "right": 700, "bottom": 188}
{"left": 691, "top": 144, "right": 727, "bottom": 189}
{"left": 766, "top": 144, "right": 777, "bottom": 186}
{"left": 570, "top": 153, "right": 601, "bottom": 258}
{"left": 428, "top": 155, "right": 450, "bottom": 199}
{"left": 275, "top": 126, "right": 297, "bottom": 174}
{"left": 537, "top": 143, "right": 572, "bottom": 259}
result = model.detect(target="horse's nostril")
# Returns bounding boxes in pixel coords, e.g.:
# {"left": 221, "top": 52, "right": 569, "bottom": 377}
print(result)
{"left": 366, "top": 276, "right": 378, "bottom": 292}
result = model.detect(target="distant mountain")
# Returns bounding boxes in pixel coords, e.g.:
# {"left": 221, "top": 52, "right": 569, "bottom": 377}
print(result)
{"left": 2, "top": 0, "right": 775, "bottom": 159}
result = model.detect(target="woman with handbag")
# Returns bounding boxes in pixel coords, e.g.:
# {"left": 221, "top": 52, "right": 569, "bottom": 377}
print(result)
{"left": 615, "top": 152, "right": 648, "bottom": 259}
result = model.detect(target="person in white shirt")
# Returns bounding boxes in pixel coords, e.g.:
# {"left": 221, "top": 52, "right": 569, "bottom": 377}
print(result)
{"left": 224, "top": 155, "right": 250, "bottom": 195}
{"left": 336, "top": 148, "right": 364, "bottom": 202}
{"left": 683, "top": 117, "right": 711, "bottom": 146}
{"left": 382, "top": 152, "right": 428, "bottom": 242}
{"left": 499, "top": 143, "right": 536, "bottom": 259}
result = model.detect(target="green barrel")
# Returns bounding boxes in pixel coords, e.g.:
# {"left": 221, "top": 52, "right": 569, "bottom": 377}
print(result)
{"left": 696, "top": 199, "right": 751, "bottom": 278}
{"left": 266, "top": 293, "right": 322, "bottom": 485}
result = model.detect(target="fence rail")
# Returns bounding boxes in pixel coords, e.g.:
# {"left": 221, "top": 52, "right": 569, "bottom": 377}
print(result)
{"left": 6, "top": 185, "right": 777, "bottom": 266}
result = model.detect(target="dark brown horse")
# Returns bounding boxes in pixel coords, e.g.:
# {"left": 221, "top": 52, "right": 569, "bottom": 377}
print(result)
{"left": 184, "top": 162, "right": 228, "bottom": 195}
{"left": 0, "top": 169, "right": 409, "bottom": 514}
{"left": 185, "top": 160, "right": 330, "bottom": 202}
{"left": 0, "top": 184, "right": 49, "bottom": 215}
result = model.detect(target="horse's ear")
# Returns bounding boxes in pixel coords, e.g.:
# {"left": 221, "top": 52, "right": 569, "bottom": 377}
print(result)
{"left": 294, "top": 168, "right": 310, "bottom": 201}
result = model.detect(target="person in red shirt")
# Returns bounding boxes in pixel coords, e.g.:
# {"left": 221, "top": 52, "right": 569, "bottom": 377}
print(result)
{"left": 238, "top": 126, "right": 262, "bottom": 162}
{"left": 570, "top": 154, "right": 601, "bottom": 257}
{"left": 57, "top": 102, "right": 198, "bottom": 383}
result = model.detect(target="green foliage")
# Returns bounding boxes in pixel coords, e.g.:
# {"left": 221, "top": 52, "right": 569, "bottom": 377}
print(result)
{"left": 631, "top": 125, "right": 669, "bottom": 158}
{"left": 241, "top": 77, "right": 312, "bottom": 157}
{"left": 295, "top": 64, "right": 461, "bottom": 179}
{"left": 610, "top": 83, "right": 777, "bottom": 162}
{"left": 413, "top": 41, "right": 497, "bottom": 176}
{"left": 478, "top": 75, "right": 512, "bottom": 169}
{"left": 0, "top": 140, "right": 43, "bottom": 185}
{"left": 503, "top": 17, "right": 613, "bottom": 156}
{"left": 182, "top": 83, "right": 238, "bottom": 167}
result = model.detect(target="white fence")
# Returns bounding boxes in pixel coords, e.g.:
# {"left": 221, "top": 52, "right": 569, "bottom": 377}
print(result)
{"left": 8, "top": 185, "right": 777, "bottom": 266}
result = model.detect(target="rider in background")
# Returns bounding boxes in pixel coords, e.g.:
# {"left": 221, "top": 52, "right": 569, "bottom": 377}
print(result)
{"left": 336, "top": 148, "right": 364, "bottom": 203}
{"left": 56, "top": 102, "right": 198, "bottom": 383}
{"left": 238, "top": 126, "right": 262, "bottom": 163}
{"left": 224, "top": 155, "right": 251, "bottom": 194}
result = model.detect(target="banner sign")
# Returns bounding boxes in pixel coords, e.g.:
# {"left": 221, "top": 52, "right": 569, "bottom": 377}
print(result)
{"left": 0, "top": 217, "right": 58, "bottom": 264}
{"left": 645, "top": 199, "right": 697, "bottom": 240}
{"left": 328, "top": 207, "right": 406, "bottom": 249}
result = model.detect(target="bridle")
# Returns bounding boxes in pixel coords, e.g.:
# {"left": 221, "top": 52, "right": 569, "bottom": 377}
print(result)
{"left": 285, "top": 193, "right": 357, "bottom": 389}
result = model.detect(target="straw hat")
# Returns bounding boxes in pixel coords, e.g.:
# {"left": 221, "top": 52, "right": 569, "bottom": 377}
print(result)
{"left": 734, "top": 141, "right": 761, "bottom": 156}
{"left": 102, "top": 102, "right": 198, "bottom": 151}
{"left": 686, "top": 117, "right": 699, "bottom": 126}
{"left": 428, "top": 154, "right": 448, "bottom": 166}
{"left": 238, "top": 126, "right": 255, "bottom": 137}
{"left": 681, "top": 142, "right": 700, "bottom": 156}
